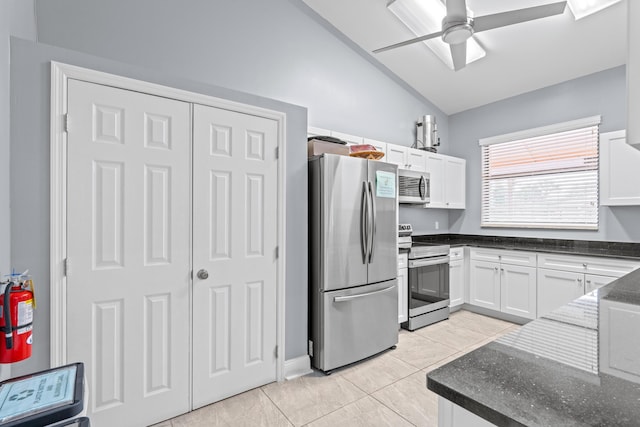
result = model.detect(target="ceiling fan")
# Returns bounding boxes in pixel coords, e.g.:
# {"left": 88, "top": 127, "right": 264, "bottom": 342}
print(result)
{"left": 374, "top": 0, "right": 567, "bottom": 71}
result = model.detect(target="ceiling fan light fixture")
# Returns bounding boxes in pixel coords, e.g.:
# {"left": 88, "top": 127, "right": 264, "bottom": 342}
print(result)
{"left": 566, "top": 0, "right": 622, "bottom": 20}
{"left": 387, "top": 0, "right": 486, "bottom": 70}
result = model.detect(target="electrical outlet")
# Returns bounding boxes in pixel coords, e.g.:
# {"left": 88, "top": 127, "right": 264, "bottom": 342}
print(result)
{"left": 435, "top": 221, "right": 439, "bottom": 230}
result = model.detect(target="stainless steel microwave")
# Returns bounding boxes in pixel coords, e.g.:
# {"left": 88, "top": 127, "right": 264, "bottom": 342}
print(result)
{"left": 398, "top": 169, "right": 430, "bottom": 204}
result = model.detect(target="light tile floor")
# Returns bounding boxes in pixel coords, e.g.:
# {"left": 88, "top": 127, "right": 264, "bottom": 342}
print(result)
{"left": 155, "top": 310, "right": 519, "bottom": 427}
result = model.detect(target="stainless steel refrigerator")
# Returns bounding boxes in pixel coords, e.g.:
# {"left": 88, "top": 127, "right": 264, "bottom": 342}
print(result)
{"left": 309, "top": 153, "right": 398, "bottom": 372}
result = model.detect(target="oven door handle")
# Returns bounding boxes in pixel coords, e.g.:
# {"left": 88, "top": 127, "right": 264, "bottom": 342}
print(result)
{"left": 333, "top": 285, "right": 396, "bottom": 302}
{"left": 409, "top": 256, "right": 450, "bottom": 268}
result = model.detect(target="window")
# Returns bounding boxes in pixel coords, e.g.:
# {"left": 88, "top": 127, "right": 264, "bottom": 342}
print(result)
{"left": 480, "top": 116, "right": 600, "bottom": 230}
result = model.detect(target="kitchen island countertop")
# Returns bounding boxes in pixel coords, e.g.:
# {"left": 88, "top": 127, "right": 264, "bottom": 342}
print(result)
{"left": 426, "top": 266, "right": 640, "bottom": 426}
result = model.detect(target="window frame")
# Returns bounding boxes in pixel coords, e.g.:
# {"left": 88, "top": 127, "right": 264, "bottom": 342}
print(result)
{"left": 479, "top": 116, "right": 601, "bottom": 230}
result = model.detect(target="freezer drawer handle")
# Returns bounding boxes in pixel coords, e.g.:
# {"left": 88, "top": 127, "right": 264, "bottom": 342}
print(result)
{"left": 333, "top": 285, "right": 396, "bottom": 303}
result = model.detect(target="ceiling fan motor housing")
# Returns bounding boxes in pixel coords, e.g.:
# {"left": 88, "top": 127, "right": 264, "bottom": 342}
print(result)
{"left": 441, "top": 18, "right": 474, "bottom": 45}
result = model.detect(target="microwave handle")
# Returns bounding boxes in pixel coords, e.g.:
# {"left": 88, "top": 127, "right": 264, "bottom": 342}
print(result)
{"left": 419, "top": 175, "right": 425, "bottom": 200}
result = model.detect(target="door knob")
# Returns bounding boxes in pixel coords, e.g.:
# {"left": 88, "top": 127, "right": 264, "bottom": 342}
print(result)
{"left": 196, "top": 269, "right": 209, "bottom": 280}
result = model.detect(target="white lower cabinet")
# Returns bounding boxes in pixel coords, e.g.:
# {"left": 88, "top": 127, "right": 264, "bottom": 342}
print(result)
{"left": 449, "top": 247, "right": 465, "bottom": 308}
{"left": 537, "top": 268, "right": 585, "bottom": 317}
{"left": 537, "top": 253, "right": 640, "bottom": 317}
{"left": 398, "top": 252, "right": 408, "bottom": 324}
{"left": 500, "top": 264, "right": 537, "bottom": 319}
{"left": 449, "top": 260, "right": 464, "bottom": 308}
{"left": 469, "top": 248, "right": 537, "bottom": 319}
{"left": 469, "top": 260, "right": 501, "bottom": 311}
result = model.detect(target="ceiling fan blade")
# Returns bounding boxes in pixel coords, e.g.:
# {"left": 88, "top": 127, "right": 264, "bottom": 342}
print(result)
{"left": 472, "top": 1, "right": 567, "bottom": 33}
{"left": 446, "top": 0, "right": 468, "bottom": 20}
{"left": 373, "top": 31, "right": 443, "bottom": 54}
{"left": 450, "top": 43, "right": 467, "bottom": 71}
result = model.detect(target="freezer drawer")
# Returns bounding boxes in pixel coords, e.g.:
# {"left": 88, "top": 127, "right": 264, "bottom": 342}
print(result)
{"left": 312, "top": 280, "right": 398, "bottom": 372}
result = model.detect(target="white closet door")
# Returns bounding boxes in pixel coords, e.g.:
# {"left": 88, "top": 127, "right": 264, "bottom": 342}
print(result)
{"left": 191, "top": 104, "right": 278, "bottom": 408}
{"left": 66, "top": 79, "right": 191, "bottom": 427}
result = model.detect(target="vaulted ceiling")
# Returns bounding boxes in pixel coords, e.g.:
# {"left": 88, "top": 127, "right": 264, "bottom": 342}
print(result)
{"left": 303, "top": 0, "right": 627, "bottom": 114}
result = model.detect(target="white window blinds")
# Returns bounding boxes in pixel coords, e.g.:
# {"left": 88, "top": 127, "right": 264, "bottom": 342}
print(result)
{"left": 480, "top": 117, "right": 600, "bottom": 230}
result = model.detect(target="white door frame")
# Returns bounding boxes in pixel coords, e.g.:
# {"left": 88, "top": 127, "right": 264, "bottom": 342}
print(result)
{"left": 50, "top": 61, "right": 287, "bottom": 383}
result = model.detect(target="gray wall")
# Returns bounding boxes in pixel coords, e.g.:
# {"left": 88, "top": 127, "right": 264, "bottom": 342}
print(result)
{"left": 34, "top": 0, "right": 449, "bottom": 149}
{"left": 449, "top": 65, "right": 640, "bottom": 242}
{"left": 1, "top": 1, "right": 36, "bottom": 379}
{"left": 1, "top": 2, "right": 11, "bottom": 279}
{"left": 10, "top": 37, "right": 307, "bottom": 375}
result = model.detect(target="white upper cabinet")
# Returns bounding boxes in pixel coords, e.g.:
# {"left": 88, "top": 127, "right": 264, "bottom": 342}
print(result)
{"left": 444, "top": 156, "right": 466, "bottom": 209}
{"left": 386, "top": 144, "right": 408, "bottom": 168}
{"left": 406, "top": 148, "right": 427, "bottom": 171}
{"left": 426, "top": 153, "right": 445, "bottom": 207}
{"left": 426, "top": 153, "right": 466, "bottom": 209}
{"left": 385, "top": 145, "right": 427, "bottom": 171}
{"left": 600, "top": 130, "right": 640, "bottom": 205}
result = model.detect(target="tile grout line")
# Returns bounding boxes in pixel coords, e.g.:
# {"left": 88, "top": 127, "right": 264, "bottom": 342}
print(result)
{"left": 259, "top": 386, "right": 297, "bottom": 427}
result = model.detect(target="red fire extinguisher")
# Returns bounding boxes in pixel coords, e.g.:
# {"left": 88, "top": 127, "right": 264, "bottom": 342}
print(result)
{"left": 0, "top": 280, "right": 34, "bottom": 363}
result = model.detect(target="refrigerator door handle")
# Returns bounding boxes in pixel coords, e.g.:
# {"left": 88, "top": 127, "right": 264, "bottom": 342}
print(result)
{"left": 333, "top": 285, "right": 396, "bottom": 302}
{"left": 360, "top": 181, "right": 368, "bottom": 263}
{"left": 367, "top": 181, "right": 376, "bottom": 263}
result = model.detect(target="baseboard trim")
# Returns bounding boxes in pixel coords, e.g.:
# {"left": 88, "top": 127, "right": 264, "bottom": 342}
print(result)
{"left": 460, "top": 304, "right": 531, "bottom": 325}
{"left": 284, "top": 355, "right": 313, "bottom": 380}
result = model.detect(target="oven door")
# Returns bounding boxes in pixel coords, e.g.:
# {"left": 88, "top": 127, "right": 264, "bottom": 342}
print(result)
{"left": 408, "top": 256, "right": 450, "bottom": 317}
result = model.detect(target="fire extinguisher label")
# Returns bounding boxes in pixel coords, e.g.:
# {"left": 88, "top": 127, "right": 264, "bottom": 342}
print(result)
{"left": 17, "top": 299, "right": 34, "bottom": 335}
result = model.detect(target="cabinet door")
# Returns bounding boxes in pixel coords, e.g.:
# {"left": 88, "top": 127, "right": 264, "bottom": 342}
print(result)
{"left": 600, "top": 130, "right": 640, "bottom": 206}
{"left": 500, "top": 265, "right": 536, "bottom": 319}
{"left": 537, "top": 268, "right": 584, "bottom": 317}
{"left": 444, "top": 157, "right": 466, "bottom": 209}
{"left": 449, "top": 260, "right": 465, "bottom": 308}
{"left": 386, "top": 144, "right": 407, "bottom": 168}
{"left": 425, "top": 154, "right": 446, "bottom": 208}
{"left": 469, "top": 260, "right": 500, "bottom": 310}
{"left": 407, "top": 148, "right": 427, "bottom": 171}
{"left": 584, "top": 274, "right": 617, "bottom": 293}
{"left": 398, "top": 267, "right": 408, "bottom": 323}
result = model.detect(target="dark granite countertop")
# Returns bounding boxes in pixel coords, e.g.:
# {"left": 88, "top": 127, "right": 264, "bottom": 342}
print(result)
{"left": 413, "top": 234, "right": 640, "bottom": 260}
{"left": 427, "top": 268, "right": 640, "bottom": 426}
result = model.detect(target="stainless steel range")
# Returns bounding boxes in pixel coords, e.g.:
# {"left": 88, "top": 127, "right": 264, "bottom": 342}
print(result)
{"left": 399, "top": 225, "right": 450, "bottom": 331}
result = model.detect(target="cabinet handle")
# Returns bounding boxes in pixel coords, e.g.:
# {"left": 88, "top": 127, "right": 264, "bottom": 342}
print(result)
{"left": 586, "top": 280, "right": 591, "bottom": 284}
{"left": 577, "top": 278, "right": 583, "bottom": 283}
{"left": 500, "top": 268, "right": 504, "bottom": 272}
{"left": 583, "top": 263, "right": 587, "bottom": 268}
{"left": 494, "top": 267, "right": 498, "bottom": 271}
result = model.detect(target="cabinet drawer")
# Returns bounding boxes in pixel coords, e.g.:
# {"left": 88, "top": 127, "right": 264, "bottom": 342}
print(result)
{"left": 538, "top": 253, "right": 640, "bottom": 277}
{"left": 470, "top": 248, "right": 536, "bottom": 267}
{"left": 398, "top": 252, "right": 408, "bottom": 269}
{"left": 449, "top": 247, "right": 465, "bottom": 261}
